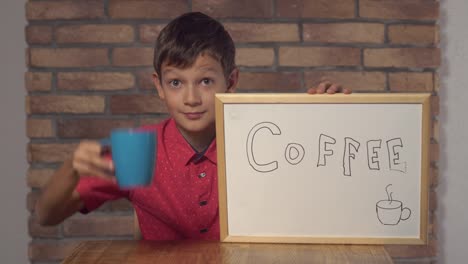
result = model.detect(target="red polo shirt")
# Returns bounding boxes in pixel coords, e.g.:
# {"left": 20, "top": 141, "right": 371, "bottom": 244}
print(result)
{"left": 76, "top": 118, "right": 219, "bottom": 240}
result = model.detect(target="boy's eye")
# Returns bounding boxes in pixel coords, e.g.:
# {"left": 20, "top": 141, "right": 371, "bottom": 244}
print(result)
{"left": 201, "top": 78, "right": 213, "bottom": 86}
{"left": 169, "top": 80, "right": 181, "bottom": 87}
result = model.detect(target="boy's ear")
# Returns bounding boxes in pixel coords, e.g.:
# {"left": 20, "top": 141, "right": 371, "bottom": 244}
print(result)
{"left": 226, "top": 68, "right": 239, "bottom": 93}
{"left": 152, "top": 72, "right": 165, "bottom": 100}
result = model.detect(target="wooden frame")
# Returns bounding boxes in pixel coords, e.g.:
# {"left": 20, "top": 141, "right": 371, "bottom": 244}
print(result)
{"left": 215, "top": 93, "right": 431, "bottom": 245}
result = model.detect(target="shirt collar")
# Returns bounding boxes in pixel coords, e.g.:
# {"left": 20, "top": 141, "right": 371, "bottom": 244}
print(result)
{"left": 164, "top": 119, "right": 217, "bottom": 166}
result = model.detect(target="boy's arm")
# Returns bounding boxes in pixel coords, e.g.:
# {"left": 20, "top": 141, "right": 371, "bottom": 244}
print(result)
{"left": 35, "top": 159, "right": 84, "bottom": 225}
{"left": 35, "top": 140, "right": 114, "bottom": 225}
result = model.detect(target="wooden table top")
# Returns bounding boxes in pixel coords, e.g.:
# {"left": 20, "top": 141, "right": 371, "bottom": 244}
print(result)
{"left": 61, "top": 240, "right": 394, "bottom": 264}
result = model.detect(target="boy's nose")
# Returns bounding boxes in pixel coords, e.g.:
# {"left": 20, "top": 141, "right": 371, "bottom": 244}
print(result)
{"left": 183, "top": 85, "right": 202, "bottom": 106}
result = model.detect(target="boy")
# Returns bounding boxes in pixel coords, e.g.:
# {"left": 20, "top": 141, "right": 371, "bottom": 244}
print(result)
{"left": 36, "top": 12, "right": 349, "bottom": 240}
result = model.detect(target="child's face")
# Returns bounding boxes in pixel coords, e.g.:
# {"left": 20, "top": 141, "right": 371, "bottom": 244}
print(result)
{"left": 153, "top": 54, "right": 238, "bottom": 144}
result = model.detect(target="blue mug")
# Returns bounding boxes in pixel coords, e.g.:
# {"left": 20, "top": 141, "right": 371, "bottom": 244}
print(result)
{"left": 102, "top": 129, "right": 157, "bottom": 188}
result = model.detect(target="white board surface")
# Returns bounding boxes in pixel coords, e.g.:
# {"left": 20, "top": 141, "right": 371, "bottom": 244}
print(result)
{"left": 216, "top": 94, "right": 430, "bottom": 244}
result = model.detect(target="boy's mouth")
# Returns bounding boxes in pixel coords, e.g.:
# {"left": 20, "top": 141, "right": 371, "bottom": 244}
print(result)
{"left": 183, "top": 111, "right": 205, "bottom": 120}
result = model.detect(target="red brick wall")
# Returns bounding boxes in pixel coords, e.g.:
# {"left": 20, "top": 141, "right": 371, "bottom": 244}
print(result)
{"left": 25, "top": 0, "right": 439, "bottom": 263}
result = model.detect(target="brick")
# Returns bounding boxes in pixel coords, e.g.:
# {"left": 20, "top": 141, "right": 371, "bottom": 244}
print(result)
{"left": 137, "top": 69, "right": 155, "bottom": 90}
{"left": 26, "top": 0, "right": 104, "bottom": 20}
{"left": 139, "top": 24, "right": 166, "bottom": 43}
{"left": 236, "top": 48, "right": 274, "bottom": 67}
{"left": 279, "top": 47, "right": 360, "bottom": 67}
{"left": 29, "top": 241, "right": 80, "bottom": 262}
{"left": 28, "top": 143, "right": 77, "bottom": 163}
{"left": 108, "top": 199, "right": 134, "bottom": 211}
{"left": 29, "top": 48, "right": 109, "bottom": 68}
{"left": 63, "top": 215, "right": 133, "bottom": 236}
{"left": 303, "top": 23, "right": 384, "bottom": 44}
{"left": 430, "top": 142, "right": 439, "bottom": 163}
{"left": 27, "top": 119, "right": 54, "bottom": 138}
{"left": 431, "top": 95, "right": 439, "bottom": 116}
{"left": 25, "top": 72, "right": 52, "bottom": 91}
{"left": 109, "top": 0, "right": 188, "bottom": 19}
{"left": 193, "top": 0, "right": 272, "bottom": 18}
{"left": 432, "top": 119, "right": 439, "bottom": 143}
{"left": 26, "top": 95, "right": 105, "bottom": 114}
{"left": 28, "top": 216, "right": 60, "bottom": 238}
{"left": 140, "top": 116, "right": 170, "bottom": 126}
{"left": 305, "top": 71, "right": 386, "bottom": 92}
{"left": 237, "top": 72, "right": 301, "bottom": 91}
{"left": 434, "top": 72, "right": 439, "bottom": 92}
{"left": 57, "top": 72, "right": 135, "bottom": 91}
{"left": 388, "top": 25, "right": 436, "bottom": 45}
{"left": 25, "top": 49, "right": 29, "bottom": 66}
{"left": 429, "top": 211, "right": 438, "bottom": 238}
{"left": 93, "top": 202, "right": 112, "bottom": 211}
{"left": 364, "top": 48, "right": 440, "bottom": 68}
{"left": 27, "top": 168, "right": 55, "bottom": 189}
{"left": 429, "top": 206, "right": 436, "bottom": 221}
{"left": 111, "top": 95, "right": 167, "bottom": 114}
{"left": 429, "top": 189, "right": 437, "bottom": 211}
{"left": 112, "top": 47, "right": 153, "bottom": 67}
{"left": 360, "top": 0, "right": 439, "bottom": 20}
{"left": 389, "top": 72, "right": 433, "bottom": 92}
{"left": 431, "top": 96, "right": 439, "bottom": 116}
{"left": 27, "top": 191, "right": 40, "bottom": 212}
{"left": 277, "top": 0, "right": 355, "bottom": 18}
{"left": 430, "top": 166, "right": 438, "bottom": 188}
{"left": 57, "top": 119, "right": 135, "bottom": 139}
{"left": 56, "top": 25, "right": 134, "bottom": 44}
{"left": 26, "top": 25, "right": 53, "bottom": 44}
{"left": 432, "top": 238, "right": 439, "bottom": 257}
{"left": 226, "top": 23, "right": 299, "bottom": 43}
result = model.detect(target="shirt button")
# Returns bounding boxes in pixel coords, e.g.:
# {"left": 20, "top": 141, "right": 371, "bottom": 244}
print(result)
{"left": 198, "top": 172, "right": 206, "bottom": 178}
{"left": 199, "top": 200, "right": 208, "bottom": 206}
{"left": 200, "top": 228, "right": 208, "bottom": 233}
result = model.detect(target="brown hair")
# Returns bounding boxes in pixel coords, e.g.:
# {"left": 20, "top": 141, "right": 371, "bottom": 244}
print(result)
{"left": 153, "top": 12, "right": 236, "bottom": 80}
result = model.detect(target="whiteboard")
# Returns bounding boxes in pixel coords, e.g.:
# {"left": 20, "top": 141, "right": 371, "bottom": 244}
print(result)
{"left": 215, "top": 93, "right": 430, "bottom": 245}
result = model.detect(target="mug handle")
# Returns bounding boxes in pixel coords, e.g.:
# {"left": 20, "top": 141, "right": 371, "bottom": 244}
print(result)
{"left": 401, "top": 207, "right": 412, "bottom": 221}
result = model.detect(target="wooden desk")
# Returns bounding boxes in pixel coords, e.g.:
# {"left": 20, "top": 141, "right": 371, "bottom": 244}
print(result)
{"left": 62, "top": 240, "right": 394, "bottom": 263}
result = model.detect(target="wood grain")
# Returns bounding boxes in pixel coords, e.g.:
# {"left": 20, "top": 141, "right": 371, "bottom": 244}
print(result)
{"left": 62, "top": 240, "right": 394, "bottom": 264}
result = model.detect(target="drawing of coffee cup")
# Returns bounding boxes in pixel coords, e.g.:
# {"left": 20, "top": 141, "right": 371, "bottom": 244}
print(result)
{"left": 376, "top": 199, "right": 411, "bottom": 225}
{"left": 376, "top": 184, "right": 411, "bottom": 225}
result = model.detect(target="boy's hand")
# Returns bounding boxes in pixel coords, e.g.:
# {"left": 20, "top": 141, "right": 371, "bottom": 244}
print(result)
{"left": 307, "top": 80, "right": 352, "bottom": 94}
{"left": 72, "top": 140, "right": 115, "bottom": 179}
